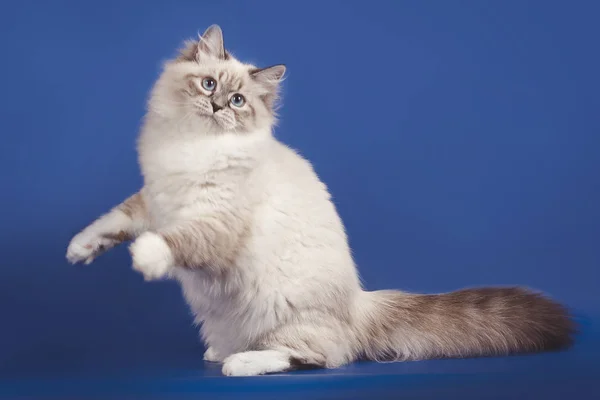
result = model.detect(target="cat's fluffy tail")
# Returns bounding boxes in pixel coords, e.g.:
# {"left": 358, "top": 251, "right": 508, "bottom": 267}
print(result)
{"left": 355, "top": 287, "right": 575, "bottom": 361}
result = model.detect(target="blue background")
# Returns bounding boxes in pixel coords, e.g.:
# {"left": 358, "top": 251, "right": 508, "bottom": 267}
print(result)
{"left": 1, "top": 0, "right": 598, "bottom": 398}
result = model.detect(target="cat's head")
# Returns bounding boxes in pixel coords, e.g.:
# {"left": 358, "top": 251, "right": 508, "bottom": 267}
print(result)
{"left": 149, "top": 25, "right": 285, "bottom": 134}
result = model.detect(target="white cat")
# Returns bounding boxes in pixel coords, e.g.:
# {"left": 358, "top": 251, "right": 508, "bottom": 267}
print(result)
{"left": 67, "top": 25, "right": 574, "bottom": 376}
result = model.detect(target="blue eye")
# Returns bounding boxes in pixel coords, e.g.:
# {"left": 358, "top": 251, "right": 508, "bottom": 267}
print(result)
{"left": 230, "top": 93, "right": 245, "bottom": 107}
{"left": 202, "top": 77, "right": 217, "bottom": 91}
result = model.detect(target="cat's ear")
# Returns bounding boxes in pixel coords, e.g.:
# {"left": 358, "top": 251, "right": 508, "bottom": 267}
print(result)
{"left": 251, "top": 65, "right": 286, "bottom": 108}
{"left": 251, "top": 65, "right": 286, "bottom": 84}
{"left": 197, "top": 24, "right": 226, "bottom": 60}
{"left": 251, "top": 65, "right": 286, "bottom": 90}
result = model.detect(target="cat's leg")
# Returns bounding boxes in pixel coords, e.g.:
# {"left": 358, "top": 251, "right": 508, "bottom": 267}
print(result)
{"left": 130, "top": 213, "right": 247, "bottom": 280}
{"left": 222, "top": 344, "right": 336, "bottom": 376}
{"left": 67, "top": 192, "right": 148, "bottom": 264}
{"left": 221, "top": 319, "right": 355, "bottom": 376}
{"left": 221, "top": 334, "right": 343, "bottom": 376}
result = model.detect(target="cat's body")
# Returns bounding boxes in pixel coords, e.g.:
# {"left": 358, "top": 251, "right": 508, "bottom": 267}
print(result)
{"left": 67, "top": 25, "right": 574, "bottom": 376}
{"left": 143, "top": 118, "right": 359, "bottom": 366}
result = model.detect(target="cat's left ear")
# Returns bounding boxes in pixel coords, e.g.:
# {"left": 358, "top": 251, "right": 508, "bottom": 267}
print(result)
{"left": 251, "top": 65, "right": 286, "bottom": 89}
{"left": 251, "top": 65, "right": 286, "bottom": 108}
{"left": 197, "top": 24, "right": 226, "bottom": 60}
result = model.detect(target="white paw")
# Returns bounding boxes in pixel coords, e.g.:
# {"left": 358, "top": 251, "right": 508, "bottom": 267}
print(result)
{"left": 203, "top": 347, "right": 222, "bottom": 363}
{"left": 66, "top": 231, "right": 111, "bottom": 264}
{"left": 129, "top": 232, "right": 173, "bottom": 281}
{"left": 222, "top": 351, "right": 291, "bottom": 377}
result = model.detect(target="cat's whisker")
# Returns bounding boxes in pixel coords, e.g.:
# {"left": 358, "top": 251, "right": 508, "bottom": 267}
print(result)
{"left": 178, "top": 110, "right": 196, "bottom": 127}
{"left": 160, "top": 99, "right": 193, "bottom": 106}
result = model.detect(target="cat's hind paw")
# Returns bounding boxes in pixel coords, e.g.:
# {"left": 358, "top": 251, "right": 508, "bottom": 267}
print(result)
{"left": 222, "top": 350, "right": 291, "bottom": 376}
{"left": 203, "top": 347, "right": 223, "bottom": 363}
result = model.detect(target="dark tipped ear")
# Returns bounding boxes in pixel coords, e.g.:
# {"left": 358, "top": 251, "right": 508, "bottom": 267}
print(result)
{"left": 198, "top": 24, "right": 225, "bottom": 59}
{"left": 250, "top": 65, "right": 286, "bottom": 86}
{"left": 251, "top": 65, "right": 286, "bottom": 109}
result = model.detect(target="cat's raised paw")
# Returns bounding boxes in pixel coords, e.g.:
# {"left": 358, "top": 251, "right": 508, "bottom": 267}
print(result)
{"left": 129, "top": 232, "right": 173, "bottom": 281}
{"left": 66, "top": 232, "right": 107, "bottom": 264}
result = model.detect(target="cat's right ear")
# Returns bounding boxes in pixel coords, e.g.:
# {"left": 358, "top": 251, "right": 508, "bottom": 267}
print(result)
{"left": 250, "top": 65, "right": 286, "bottom": 90}
{"left": 251, "top": 65, "right": 286, "bottom": 109}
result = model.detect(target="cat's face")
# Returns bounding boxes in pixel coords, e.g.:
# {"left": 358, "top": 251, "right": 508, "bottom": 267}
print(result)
{"left": 149, "top": 25, "right": 285, "bottom": 134}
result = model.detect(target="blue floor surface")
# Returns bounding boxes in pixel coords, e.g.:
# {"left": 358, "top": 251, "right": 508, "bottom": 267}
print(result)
{"left": 1, "top": 314, "right": 598, "bottom": 399}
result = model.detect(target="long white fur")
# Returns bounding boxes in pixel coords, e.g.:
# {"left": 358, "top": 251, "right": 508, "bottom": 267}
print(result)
{"left": 68, "top": 26, "right": 573, "bottom": 377}
{"left": 66, "top": 29, "right": 366, "bottom": 375}
{"left": 138, "top": 115, "right": 364, "bottom": 373}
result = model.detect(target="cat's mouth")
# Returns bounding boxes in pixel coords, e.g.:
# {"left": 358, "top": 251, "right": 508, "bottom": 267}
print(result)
{"left": 191, "top": 100, "right": 236, "bottom": 130}
{"left": 197, "top": 110, "right": 236, "bottom": 130}
{"left": 212, "top": 111, "right": 236, "bottom": 130}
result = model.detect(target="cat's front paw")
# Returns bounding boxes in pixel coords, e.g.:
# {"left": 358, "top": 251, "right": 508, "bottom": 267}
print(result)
{"left": 129, "top": 232, "right": 173, "bottom": 281}
{"left": 66, "top": 231, "right": 110, "bottom": 265}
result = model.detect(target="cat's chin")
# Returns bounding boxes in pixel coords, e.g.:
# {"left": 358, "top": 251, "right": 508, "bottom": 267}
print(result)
{"left": 192, "top": 113, "right": 220, "bottom": 127}
{"left": 200, "top": 115, "right": 236, "bottom": 132}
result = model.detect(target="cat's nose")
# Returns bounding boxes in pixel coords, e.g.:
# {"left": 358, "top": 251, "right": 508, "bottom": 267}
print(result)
{"left": 211, "top": 102, "right": 223, "bottom": 113}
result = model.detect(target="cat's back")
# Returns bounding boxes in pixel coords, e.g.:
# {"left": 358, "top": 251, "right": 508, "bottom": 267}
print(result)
{"left": 259, "top": 139, "right": 331, "bottom": 201}
{"left": 237, "top": 138, "right": 359, "bottom": 308}
{"left": 250, "top": 138, "right": 351, "bottom": 262}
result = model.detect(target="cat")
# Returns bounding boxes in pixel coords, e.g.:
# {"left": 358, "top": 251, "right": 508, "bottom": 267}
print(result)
{"left": 66, "top": 25, "right": 574, "bottom": 376}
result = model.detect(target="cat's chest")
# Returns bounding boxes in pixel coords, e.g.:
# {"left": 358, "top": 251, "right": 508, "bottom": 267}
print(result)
{"left": 142, "top": 174, "right": 224, "bottom": 228}
{"left": 138, "top": 129, "right": 262, "bottom": 227}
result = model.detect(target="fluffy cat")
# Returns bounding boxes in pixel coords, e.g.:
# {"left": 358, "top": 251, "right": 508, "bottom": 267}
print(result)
{"left": 66, "top": 25, "right": 574, "bottom": 376}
